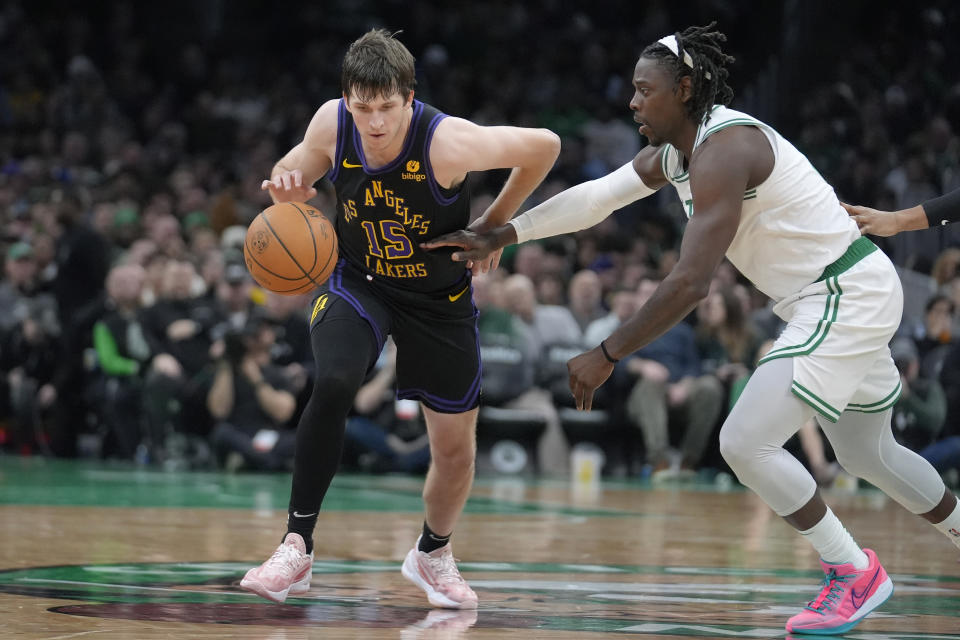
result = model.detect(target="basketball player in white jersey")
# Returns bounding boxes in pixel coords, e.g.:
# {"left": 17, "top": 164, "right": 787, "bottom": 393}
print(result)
{"left": 425, "top": 23, "right": 960, "bottom": 635}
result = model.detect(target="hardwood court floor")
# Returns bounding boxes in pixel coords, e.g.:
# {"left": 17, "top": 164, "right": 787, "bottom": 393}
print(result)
{"left": 0, "top": 457, "right": 958, "bottom": 639}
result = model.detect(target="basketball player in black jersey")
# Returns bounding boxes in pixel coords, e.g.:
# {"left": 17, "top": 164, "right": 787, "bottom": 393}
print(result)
{"left": 239, "top": 29, "right": 560, "bottom": 609}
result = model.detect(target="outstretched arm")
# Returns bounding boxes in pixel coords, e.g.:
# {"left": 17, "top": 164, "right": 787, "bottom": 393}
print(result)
{"left": 843, "top": 187, "right": 960, "bottom": 237}
{"left": 568, "top": 129, "right": 750, "bottom": 411}
{"left": 430, "top": 117, "right": 561, "bottom": 223}
{"left": 428, "top": 118, "right": 560, "bottom": 272}
{"left": 842, "top": 202, "right": 928, "bottom": 237}
{"left": 422, "top": 144, "right": 666, "bottom": 262}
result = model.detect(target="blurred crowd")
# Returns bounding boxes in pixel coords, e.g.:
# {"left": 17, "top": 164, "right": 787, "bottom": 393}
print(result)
{"left": 0, "top": 2, "right": 958, "bottom": 486}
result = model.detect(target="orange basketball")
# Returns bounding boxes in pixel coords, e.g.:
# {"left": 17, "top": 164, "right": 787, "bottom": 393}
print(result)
{"left": 243, "top": 202, "right": 338, "bottom": 295}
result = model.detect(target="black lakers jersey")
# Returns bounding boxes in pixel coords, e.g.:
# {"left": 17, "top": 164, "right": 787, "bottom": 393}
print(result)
{"left": 327, "top": 99, "right": 472, "bottom": 294}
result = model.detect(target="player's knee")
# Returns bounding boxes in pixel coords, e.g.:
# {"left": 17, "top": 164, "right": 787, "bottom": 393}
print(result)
{"left": 832, "top": 447, "right": 878, "bottom": 481}
{"left": 718, "top": 421, "right": 770, "bottom": 476}
{"left": 718, "top": 423, "right": 746, "bottom": 468}
{"left": 429, "top": 439, "right": 475, "bottom": 473}
{"left": 311, "top": 371, "right": 362, "bottom": 411}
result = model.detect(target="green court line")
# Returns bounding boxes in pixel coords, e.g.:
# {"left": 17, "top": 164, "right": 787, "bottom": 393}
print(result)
{"left": 0, "top": 458, "right": 639, "bottom": 517}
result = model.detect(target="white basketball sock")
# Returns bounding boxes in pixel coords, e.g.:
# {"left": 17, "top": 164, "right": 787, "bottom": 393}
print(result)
{"left": 931, "top": 497, "right": 960, "bottom": 549}
{"left": 799, "top": 507, "right": 869, "bottom": 569}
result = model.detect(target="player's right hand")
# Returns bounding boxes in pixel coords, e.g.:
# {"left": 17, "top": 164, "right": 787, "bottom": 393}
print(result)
{"left": 261, "top": 169, "right": 318, "bottom": 203}
{"left": 421, "top": 229, "right": 499, "bottom": 263}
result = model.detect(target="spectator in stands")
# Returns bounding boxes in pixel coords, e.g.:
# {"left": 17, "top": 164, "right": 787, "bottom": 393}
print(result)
{"left": 215, "top": 262, "right": 257, "bottom": 332}
{"left": 1, "top": 299, "right": 60, "bottom": 454}
{"left": 51, "top": 188, "right": 110, "bottom": 330}
{"left": 931, "top": 248, "right": 960, "bottom": 287}
{"left": 138, "top": 259, "right": 221, "bottom": 454}
{"left": 261, "top": 291, "right": 313, "bottom": 425}
{"left": 584, "top": 286, "right": 638, "bottom": 348}
{"left": 567, "top": 269, "right": 606, "bottom": 333}
{"left": 695, "top": 285, "right": 762, "bottom": 389}
{"left": 0, "top": 242, "right": 57, "bottom": 337}
{"left": 206, "top": 312, "right": 297, "bottom": 471}
{"left": 624, "top": 277, "right": 724, "bottom": 478}
{"left": 91, "top": 264, "right": 159, "bottom": 458}
{"left": 342, "top": 340, "right": 431, "bottom": 474}
{"left": 891, "top": 337, "right": 957, "bottom": 480}
{"left": 502, "top": 273, "right": 582, "bottom": 354}
{"left": 911, "top": 294, "right": 955, "bottom": 376}
{"left": 494, "top": 273, "right": 572, "bottom": 473}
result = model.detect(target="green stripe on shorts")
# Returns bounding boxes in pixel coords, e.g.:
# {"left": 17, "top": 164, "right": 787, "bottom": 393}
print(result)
{"left": 758, "top": 276, "right": 840, "bottom": 364}
{"left": 846, "top": 380, "right": 902, "bottom": 414}
{"left": 791, "top": 380, "right": 841, "bottom": 423}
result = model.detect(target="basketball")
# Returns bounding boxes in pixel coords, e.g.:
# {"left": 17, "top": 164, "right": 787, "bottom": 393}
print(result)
{"left": 243, "top": 202, "right": 338, "bottom": 295}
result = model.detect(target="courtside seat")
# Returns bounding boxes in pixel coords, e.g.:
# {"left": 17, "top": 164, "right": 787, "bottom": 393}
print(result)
{"left": 476, "top": 406, "right": 547, "bottom": 475}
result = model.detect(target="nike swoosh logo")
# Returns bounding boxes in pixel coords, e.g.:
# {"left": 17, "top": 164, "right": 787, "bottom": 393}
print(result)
{"left": 850, "top": 567, "right": 881, "bottom": 609}
{"left": 342, "top": 159, "right": 363, "bottom": 169}
{"left": 448, "top": 286, "right": 469, "bottom": 302}
{"left": 292, "top": 511, "right": 317, "bottom": 518}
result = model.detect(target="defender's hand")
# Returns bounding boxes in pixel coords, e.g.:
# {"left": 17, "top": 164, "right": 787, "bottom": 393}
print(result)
{"left": 261, "top": 169, "right": 318, "bottom": 203}
{"left": 421, "top": 229, "right": 500, "bottom": 264}
{"left": 567, "top": 348, "right": 615, "bottom": 411}
{"left": 464, "top": 218, "right": 504, "bottom": 274}
{"left": 841, "top": 202, "right": 901, "bottom": 237}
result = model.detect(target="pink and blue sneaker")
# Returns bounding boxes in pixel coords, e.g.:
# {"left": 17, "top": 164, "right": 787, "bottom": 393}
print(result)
{"left": 786, "top": 548, "right": 893, "bottom": 635}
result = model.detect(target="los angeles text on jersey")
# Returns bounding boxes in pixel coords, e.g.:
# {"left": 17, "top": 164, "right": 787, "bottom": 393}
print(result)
{"left": 342, "top": 178, "right": 432, "bottom": 279}
{"left": 342, "top": 180, "right": 431, "bottom": 235}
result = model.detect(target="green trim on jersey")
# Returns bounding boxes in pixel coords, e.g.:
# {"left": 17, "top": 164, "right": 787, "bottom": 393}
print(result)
{"left": 699, "top": 118, "right": 761, "bottom": 140}
{"left": 757, "top": 277, "right": 841, "bottom": 364}
{"left": 661, "top": 146, "right": 690, "bottom": 183}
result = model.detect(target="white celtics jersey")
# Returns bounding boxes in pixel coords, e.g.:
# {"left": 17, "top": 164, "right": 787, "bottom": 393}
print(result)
{"left": 661, "top": 105, "right": 860, "bottom": 301}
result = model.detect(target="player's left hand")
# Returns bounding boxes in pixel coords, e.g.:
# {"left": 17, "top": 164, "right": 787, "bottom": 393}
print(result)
{"left": 567, "top": 348, "right": 615, "bottom": 411}
{"left": 841, "top": 202, "right": 901, "bottom": 237}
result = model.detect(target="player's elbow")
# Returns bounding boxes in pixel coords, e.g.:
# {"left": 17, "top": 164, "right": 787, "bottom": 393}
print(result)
{"left": 669, "top": 271, "right": 711, "bottom": 306}
{"left": 536, "top": 129, "right": 561, "bottom": 161}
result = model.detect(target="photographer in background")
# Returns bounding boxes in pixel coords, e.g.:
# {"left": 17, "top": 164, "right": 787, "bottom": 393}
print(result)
{"left": 342, "top": 340, "right": 431, "bottom": 474}
{"left": 206, "top": 312, "right": 298, "bottom": 471}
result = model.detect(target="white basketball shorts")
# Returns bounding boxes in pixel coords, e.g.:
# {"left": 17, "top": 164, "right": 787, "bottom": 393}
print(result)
{"left": 757, "top": 239, "right": 903, "bottom": 423}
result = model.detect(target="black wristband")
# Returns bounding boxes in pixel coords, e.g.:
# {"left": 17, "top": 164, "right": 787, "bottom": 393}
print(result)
{"left": 924, "top": 187, "right": 960, "bottom": 227}
{"left": 600, "top": 340, "right": 619, "bottom": 364}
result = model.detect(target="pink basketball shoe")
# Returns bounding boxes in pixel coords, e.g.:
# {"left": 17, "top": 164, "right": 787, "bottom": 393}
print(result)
{"left": 786, "top": 548, "right": 893, "bottom": 635}
{"left": 401, "top": 536, "right": 478, "bottom": 609}
{"left": 240, "top": 533, "right": 313, "bottom": 603}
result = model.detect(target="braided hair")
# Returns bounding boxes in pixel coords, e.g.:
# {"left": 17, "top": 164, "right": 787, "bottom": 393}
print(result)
{"left": 641, "top": 23, "right": 735, "bottom": 125}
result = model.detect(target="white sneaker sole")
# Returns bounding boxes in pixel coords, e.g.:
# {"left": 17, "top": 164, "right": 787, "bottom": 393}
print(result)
{"left": 848, "top": 576, "right": 894, "bottom": 623}
{"left": 401, "top": 549, "right": 478, "bottom": 609}
{"left": 240, "top": 572, "right": 311, "bottom": 604}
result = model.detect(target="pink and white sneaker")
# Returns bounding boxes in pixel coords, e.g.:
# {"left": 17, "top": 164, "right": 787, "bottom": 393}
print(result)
{"left": 786, "top": 548, "right": 893, "bottom": 635}
{"left": 240, "top": 533, "right": 313, "bottom": 603}
{"left": 401, "top": 536, "right": 478, "bottom": 609}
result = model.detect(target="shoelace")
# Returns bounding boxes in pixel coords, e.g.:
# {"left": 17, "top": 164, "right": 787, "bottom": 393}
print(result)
{"left": 804, "top": 569, "right": 853, "bottom": 613}
{"left": 425, "top": 550, "right": 468, "bottom": 585}
{"left": 264, "top": 543, "right": 305, "bottom": 575}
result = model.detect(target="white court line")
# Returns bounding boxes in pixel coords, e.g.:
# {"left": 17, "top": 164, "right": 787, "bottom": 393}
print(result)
{"left": 34, "top": 632, "right": 110, "bottom": 640}
{"left": 19, "top": 577, "right": 253, "bottom": 598}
